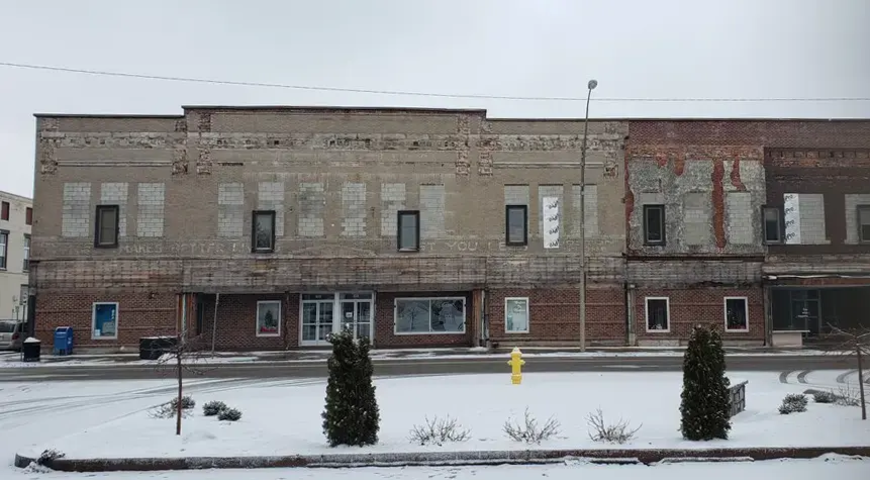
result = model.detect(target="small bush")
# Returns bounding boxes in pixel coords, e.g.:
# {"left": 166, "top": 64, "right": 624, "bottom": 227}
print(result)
{"left": 171, "top": 395, "right": 196, "bottom": 411}
{"left": 836, "top": 384, "right": 864, "bottom": 407}
{"left": 409, "top": 415, "right": 471, "bottom": 446}
{"left": 503, "top": 407, "right": 560, "bottom": 444}
{"left": 36, "top": 449, "right": 65, "bottom": 466}
{"left": 813, "top": 390, "right": 837, "bottom": 404}
{"left": 203, "top": 400, "right": 227, "bottom": 417}
{"left": 778, "top": 393, "right": 808, "bottom": 414}
{"left": 586, "top": 408, "right": 642, "bottom": 444}
{"left": 218, "top": 407, "right": 242, "bottom": 421}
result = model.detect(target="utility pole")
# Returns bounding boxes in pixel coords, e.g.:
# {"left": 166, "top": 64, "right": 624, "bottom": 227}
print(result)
{"left": 578, "top": 79, "right": 597, "bottom": 352}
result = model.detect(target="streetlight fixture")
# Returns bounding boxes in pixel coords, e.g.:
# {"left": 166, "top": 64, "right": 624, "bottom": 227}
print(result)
{"left": 578, "top": 79, "right": 597, "bottom": 352}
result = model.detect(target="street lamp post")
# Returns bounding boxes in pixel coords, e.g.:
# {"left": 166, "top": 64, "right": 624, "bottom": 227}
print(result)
{"left": 578, "top": 79, "right": 597, "bottom": 353}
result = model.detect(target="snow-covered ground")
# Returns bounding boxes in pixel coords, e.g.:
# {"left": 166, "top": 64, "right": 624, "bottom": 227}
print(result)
{"left": 0, "top": 347, "right": 835, "bottom": 369}
{"left": 1, "top": 371, "right": 868, "bottom": 479}
{"left": 17, "top": 371, "right": 870, "bottom": 460}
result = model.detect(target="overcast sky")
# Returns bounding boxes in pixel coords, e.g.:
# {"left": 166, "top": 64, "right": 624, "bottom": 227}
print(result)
{"left": 1, "top": 0, "right": 869, "bottom": 198}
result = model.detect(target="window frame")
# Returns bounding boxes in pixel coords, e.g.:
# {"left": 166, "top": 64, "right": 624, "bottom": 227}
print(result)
{"left": 251, "top": 210, "right": 277, "bottom": 253}
{"left": 255, "top": 300, "right": 282, "bottom": 338}
{"left": 94, "top": 205, "right": 120, "bottom": 248}
{"left": 22, "top": 234, "right": 30, "bottom": 272}
{"left": 642, "top": 204, "right": 666, "bottom": 246}
{"left": 504, "top": 297, "right": 530, "bottom": 334}
{"left": 723, "top": 296, "right": 749, "bottom": 333}
{"left": 644, "top": 296, "right": 671, "bottom": 333}
{"left": 504, "top": 205, "right": 529, "bottom": 246}
{"left": 857, "top": 205, "right": 870, "bottom": 244}
{"left": 762, "top": 205, "right": 784, "bottom": 244}
{"left": 393, "top": 297, "right": 467, "bottom": 335}
{"left": 397, "top": 210, "right": 421, "bottom": 252}
{"left": 0, "top": 229, "right": 7, "bottom": 270}
{"left": 25, "top": 207, "right": 32, "bottom": 226}
{"left": 91, "top": 301, "right": 119, "bottom": 340}
{"left": 0, "top": 201, "right": 8, "bottom": 221}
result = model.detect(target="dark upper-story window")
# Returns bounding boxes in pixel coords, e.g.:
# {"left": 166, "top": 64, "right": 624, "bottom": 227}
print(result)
{"left": 25, "top": 207, "right": 32, "bottom": 226}
{"left": 763, "top": 206, "right": 783, "bottom": 244}
{"left": 858, "top": 205, "right": 870, "bottom": 243}
{"left": 94, "top": 205, "right": 119, "bottom": 248}
{"left": 397, "top": 210, "right": 420, "bottom": 252}
{"left": 643, "top": 204, "right": 666, "bottom": 246}
{"left": 505, "top": 205, "right": 528, "bottom": 246}
{"left": 0, "top": 230, "right": 7, "bottom": 269}
{"left": 0, "top": 201, "right": 8, "bottom": 221}
{"left": 251, "top": 210, "right": 276, "bottom": 253}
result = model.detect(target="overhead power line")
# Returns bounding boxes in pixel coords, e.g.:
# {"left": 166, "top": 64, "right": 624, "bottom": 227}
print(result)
{"left": 2, "top": 61, "right": 869, "bottom": 103}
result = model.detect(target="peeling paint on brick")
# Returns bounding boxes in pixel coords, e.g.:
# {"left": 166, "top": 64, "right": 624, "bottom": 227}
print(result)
{"left": 711, "top": 159, "right": 726, "bottom": 249}
{"left": 730, "top": 156, "right": 747, "bottom": 191}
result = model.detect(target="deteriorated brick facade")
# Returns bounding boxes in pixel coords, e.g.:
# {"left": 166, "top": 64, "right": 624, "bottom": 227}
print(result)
{"left": 30, "top": 107, "right": 628, "bottom": 351}
{"left": 29, "top": 110, "right": 870, "bottom": 351}
{"left": 626, "top": 120, "right": 870, "bottom": 345}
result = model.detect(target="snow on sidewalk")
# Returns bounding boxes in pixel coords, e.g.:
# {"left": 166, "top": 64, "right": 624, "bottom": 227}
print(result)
{"left": 26, "top": 372, "right": 870, "bottom": 461}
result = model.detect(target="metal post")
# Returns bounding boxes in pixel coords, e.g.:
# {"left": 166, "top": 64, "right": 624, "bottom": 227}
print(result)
{"left": 579, "top": 79, "right": 597, "bottom": 352}
{"left": 211, "top": 292, "right": 221, "bottom": 356}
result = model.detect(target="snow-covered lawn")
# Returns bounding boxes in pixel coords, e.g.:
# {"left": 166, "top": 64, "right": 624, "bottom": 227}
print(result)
{"left": 21, "top": 371, "right": 870, "bottom": 461}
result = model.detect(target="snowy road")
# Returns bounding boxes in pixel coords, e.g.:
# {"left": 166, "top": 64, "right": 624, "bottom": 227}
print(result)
{"left": 2, "top": 372, "right": 868, "bottom": 479}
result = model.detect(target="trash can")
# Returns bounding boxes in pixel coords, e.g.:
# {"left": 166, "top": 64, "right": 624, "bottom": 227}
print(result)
{"left": 139, "top": 336, "right": 178, "bottom": 360}
{"left": 53, "top": 326, "right": 74, "bottom": 356}
{"left": 22, "top": 337, "right": 41, "bottom": 363}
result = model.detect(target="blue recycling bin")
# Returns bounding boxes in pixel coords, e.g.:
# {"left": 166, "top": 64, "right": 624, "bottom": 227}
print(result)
{"left": 53, "top": 326, "right": 74, "bottom": 356}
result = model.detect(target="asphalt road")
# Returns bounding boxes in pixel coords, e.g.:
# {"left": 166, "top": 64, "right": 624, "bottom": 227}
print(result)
{"left": 0, "top": 354, "right": 855, "bottom": 382}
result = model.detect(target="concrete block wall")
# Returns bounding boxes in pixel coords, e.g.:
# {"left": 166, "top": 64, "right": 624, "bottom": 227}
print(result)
{"left": 100, "top": 182, "right": 128, "bottom": 237}
{"left": 257, "top": 182, "right": 285, "bottom": 237}
{"left": 61, "top": 182, "right": 91, "bottom": 238}
{"left": 218, "top": 183, "right": 244, "bottom": 237}
{"left": 137, "top": 183, "right": 165, "bottom": 238}
{"left": 298, "top": 182, "right": 325, "bottom": 237}
{"left": 845, "top": 193, "right": 870, "bottom": 244}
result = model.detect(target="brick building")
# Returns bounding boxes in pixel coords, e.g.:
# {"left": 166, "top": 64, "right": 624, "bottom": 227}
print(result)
{"left": 624, "top": 120, "right": 870, "bottom": 347}
{"left": 29, "top": 107, "right": 628, "bottom": 351}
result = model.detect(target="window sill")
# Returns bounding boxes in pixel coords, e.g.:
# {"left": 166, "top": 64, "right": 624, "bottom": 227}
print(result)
{"left": 397, "top": 248, "right": 420, "bottom": 253}
{"left": 725, "top": 328, "right": 750, "bottom": 333}
{"left": 643, "top": 242, "right": 666, "bottom": 247}
{"left": 256, "top": 333, "right": 280, "bottom": 338}
{"left": 505, "top": 330, "right": 530, "bottom": 334}
{"left": 645, "top": 329, "right": 671, "bottom": 334}
{"left": 91, "top": 337, "right": 119, "bottom": 341}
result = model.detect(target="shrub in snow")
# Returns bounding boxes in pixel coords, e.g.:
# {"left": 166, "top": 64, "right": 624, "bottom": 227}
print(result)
{"left": 779, "top": 393, "right": 808, "bottom": 414}
{"left": 203, "top": 400, "right": 228, "bottom": 416}
{"left": 171, "top": 395, "right": 196, "bottom": 411}
{"left": 836, "top": 384, "right": 864, "bottom": 407}
{"left": 813, "top": 390, "right": 837, "bottom": 404}
{"left": 586, "top": 408, "right": 642, "bottom": 444}
{"left": 409, "top": 415, "right": 471, "bottom": 446}
{"left": 503, "top": 407, "right": 560, "bottom": 444}
{"left": 218, "top": 407, "right": 242, "bottom": 421}
{"left": 322, "top": 328, "right": 381, "bottom": 447}
{"left": 679, "top": 324, "right": 732, "bottom": 441}
{"left": 36, "top": 449, "right": 65, "bottom": 466}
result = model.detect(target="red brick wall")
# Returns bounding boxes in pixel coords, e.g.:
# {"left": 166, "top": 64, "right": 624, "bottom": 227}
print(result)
{"left": 487, "top": 286, "right": 626, "bottom": 345}
{"left": 35, "top": 291, "right": 177, "bottom": 350}
{"left": 374, "top": 291, "right": 474, "bottom": 348}
{"left": 633, "top": 287, "right": 764, "bottom": 344}
{"left": 628, "top": 120, "right": 870, "bottom": 148}
{"left": 198, "top": 293, "right": 297, "bottom": 351}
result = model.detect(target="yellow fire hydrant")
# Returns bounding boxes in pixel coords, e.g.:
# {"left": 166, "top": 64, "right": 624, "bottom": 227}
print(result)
{"left": 507, "top": 347, "right": 525, "bottom": 385}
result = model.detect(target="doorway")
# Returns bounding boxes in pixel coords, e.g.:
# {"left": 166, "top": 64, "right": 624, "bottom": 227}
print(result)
{"left": 300, "top": 292, "right": 374, "bottom": 347}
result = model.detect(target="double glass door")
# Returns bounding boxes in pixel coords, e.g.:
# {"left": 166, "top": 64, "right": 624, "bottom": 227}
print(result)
{"left": 301, "top": 293, "right": 373, "bottom": 346}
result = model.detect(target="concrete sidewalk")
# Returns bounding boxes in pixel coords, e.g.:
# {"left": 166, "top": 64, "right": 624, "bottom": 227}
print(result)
{"left": 0, "top": 345, "right": 833, "bottom": 368}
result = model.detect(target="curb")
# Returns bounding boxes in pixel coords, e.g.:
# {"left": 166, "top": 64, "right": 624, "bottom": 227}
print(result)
{"left": 15, "top": 446, "right": 870, "bottom": 472}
